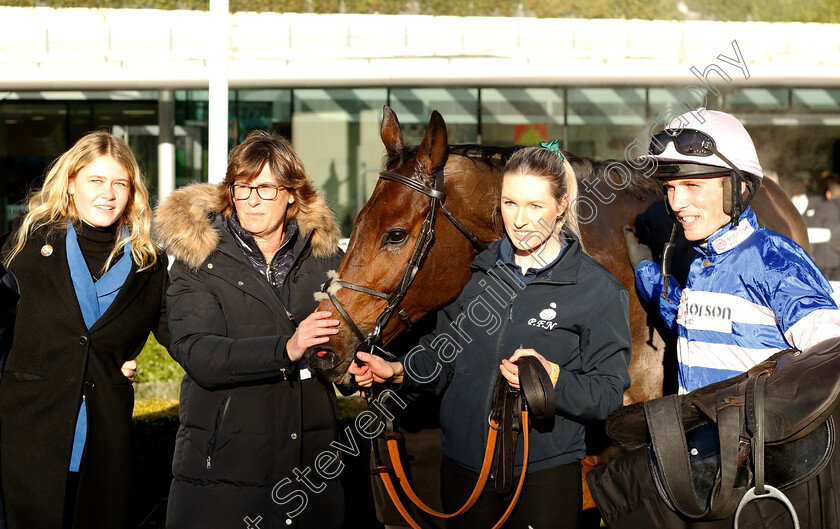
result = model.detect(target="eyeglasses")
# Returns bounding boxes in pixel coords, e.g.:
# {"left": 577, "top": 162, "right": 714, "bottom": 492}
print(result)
{"left": 230, "top": 183, "right": 284, "bottom": 201}
{"left": 649, "top": 129, "right": 716, "bottom": 157}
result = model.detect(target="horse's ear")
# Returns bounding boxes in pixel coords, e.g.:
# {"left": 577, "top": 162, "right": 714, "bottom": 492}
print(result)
{"left": 416, "top": 110, "right": 449, "bottom": 177}
{"left": 381, "top": 105, "right": 404, "bottom": 156}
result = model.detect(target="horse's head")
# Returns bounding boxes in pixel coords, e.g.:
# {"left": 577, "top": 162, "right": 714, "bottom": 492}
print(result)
{"left": 303, "top": 107, "right": 501, "bottom": 382}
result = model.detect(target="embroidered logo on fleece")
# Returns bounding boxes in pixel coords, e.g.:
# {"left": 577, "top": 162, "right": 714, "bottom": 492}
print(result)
{"left": 528, "top": 302, "right": 558, "bottom": 330}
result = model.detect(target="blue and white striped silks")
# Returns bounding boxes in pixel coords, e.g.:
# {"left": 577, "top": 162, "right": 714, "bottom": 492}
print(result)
{"left": 636, "top": 206, "right": 840, "bottom": 394}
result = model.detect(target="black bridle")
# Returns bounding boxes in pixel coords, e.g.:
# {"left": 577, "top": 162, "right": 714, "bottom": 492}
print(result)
{"left": 320, "top": 166, "right": 488, "bottom": 354}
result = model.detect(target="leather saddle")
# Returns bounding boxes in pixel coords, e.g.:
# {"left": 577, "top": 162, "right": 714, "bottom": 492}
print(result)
{"left": 606, "top": 337, "right": 840, "bottom": 527}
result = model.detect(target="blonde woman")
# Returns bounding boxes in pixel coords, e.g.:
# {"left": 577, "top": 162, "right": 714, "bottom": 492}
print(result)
{"left": 0, "top": 130, "right": 169, "bottom": 529}
{"left": 350, "top": 142, "right": 632, "bottom": 529}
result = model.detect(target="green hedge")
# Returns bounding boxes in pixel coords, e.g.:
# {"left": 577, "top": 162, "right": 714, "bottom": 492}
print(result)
{"left": 686, "top": 0, "right": 840, "bottom": 23}
{"left": 2, "top": 0, "right": 839, "bottom": 22}
{"left": 136, "top": 333, "right": 184, "bottom": 384}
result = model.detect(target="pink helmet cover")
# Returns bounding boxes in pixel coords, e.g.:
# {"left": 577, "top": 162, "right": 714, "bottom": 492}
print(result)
{"left": 639, "top": 108, "right": 764, "bottom": 180}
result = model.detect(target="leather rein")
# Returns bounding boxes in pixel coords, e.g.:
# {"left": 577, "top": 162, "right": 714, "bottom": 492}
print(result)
{"left": 372, "top": 355, "right": 555, "bottom": 529}
{"left": 319, "top": 166, "right": 487, "bottom": 355}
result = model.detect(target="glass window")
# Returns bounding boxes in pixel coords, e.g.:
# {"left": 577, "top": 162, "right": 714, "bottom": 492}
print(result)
{"left": 744, "top": 122, "right": 839, "bottom": 192}
{"left": 235, "top": 89, "right": 292, "bottom": 141}
{"left": 725, "top": 88, "right": 788, "bottom": 112}
{"left": 647, "top": 87, "right": 717, "bottom": 126}
{"left": 94, "top": 101, "right": 159, "bottom": 200}
{"left": 792, "top": 89, "right": 840, "bottom": 112}
{"left": 566, "top": 88, "right": 646, "bottom": 159}
{"left": 0, "top": 102, "right": 69, "bottom": 230}
{"left": 642, "top": 87, "right": 720, "bottom": 147}
{"left": 292, "top": 89, "right": 388, "bottom": 235}
{"left": 480, "top": 88, "right": 564, "bottom": 146}
{"left": 389, "top": 88, "right": 479, "bottom": 144}
{"left": 176, "top": 89, "right": 210, "bottom": 124}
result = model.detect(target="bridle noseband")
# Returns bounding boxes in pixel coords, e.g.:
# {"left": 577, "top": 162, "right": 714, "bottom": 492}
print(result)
{"left": 320, "top": 166, "right": 488, "bottom": 355}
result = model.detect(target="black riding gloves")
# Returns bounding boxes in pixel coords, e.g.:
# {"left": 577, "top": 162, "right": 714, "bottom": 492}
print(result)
{"left": 623, "top": 225, "right": 653, "bottom": 270}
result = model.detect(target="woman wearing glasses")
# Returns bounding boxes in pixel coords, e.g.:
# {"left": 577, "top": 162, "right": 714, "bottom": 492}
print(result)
{"left": 154, "top": 130, "right": 344, "bottom": 529}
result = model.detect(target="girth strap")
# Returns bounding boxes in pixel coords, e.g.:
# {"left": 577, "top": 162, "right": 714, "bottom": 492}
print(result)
{"left": 708, "top": 404, "right": 748, "bottom": 518}
{"left": 734, "top": 371, "right": 801, "bottom": 529}
{"left": 645, "top": 394, "right": 749, "bottom": 520}
{"left": 746, "top": 372, "right": 769, "bottom": 495}
{"left": 646, "top": 396, "right": 705, "bottom": 518}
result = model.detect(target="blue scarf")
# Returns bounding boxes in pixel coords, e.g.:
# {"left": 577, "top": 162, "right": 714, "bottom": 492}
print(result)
{"left": 65, "top": 221, "right": 132, "bottom": 472}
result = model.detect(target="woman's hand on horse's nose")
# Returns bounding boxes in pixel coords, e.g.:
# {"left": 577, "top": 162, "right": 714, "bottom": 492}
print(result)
{"left": 286, "top": 310, "right": 340, "bottom": 361}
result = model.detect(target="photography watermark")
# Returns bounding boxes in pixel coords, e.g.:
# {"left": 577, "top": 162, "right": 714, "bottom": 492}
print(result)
{"left": 270, "top": 389, "right": 407, "bottom": 518}
{"left": 574, "top": 39, "right": 750, "bottom": 224}
{"left": 271, "top": 227, "right": 547, "bottom": 520}
{"left": 243, "top": 515, "right": 262, "bottom": 529}
{"left": 269, "top": 41, "right": 752, "bottom": 520}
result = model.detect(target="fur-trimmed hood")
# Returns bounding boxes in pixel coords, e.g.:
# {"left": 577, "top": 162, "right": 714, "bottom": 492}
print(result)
{"left": 153, "top": 182, "right": 341, "bottom": 270}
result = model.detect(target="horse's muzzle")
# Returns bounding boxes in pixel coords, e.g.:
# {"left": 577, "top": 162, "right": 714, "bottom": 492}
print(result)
{"left": 303, "top": 346, "right": 344, "bottom": 380}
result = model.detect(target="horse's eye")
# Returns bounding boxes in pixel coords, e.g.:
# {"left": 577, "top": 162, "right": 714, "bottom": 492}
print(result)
{"left": 386, "top": 229, "right": 408, "bottom": 245}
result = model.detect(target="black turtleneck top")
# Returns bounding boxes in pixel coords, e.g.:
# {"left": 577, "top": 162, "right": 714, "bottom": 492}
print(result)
{"left": 73, "top": 222, "right": 120, "bottom": 281}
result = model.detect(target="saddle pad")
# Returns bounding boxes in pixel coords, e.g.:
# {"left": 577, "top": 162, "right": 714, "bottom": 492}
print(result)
{"left": 648, "top": 417, "right": 835, "bottom": 515}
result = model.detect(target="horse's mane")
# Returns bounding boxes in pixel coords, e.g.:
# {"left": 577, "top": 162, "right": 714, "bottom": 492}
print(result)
{"left": 564, "top": 151, "right": 663, "bottom": 200}
{"left": 383, "top": 144, "right": 516, "bottom": 170}
{"left": 384, "top": 144, "right": 662, "bottom": 201}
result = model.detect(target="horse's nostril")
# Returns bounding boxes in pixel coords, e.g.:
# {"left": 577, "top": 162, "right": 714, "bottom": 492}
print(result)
{"left": 316, "top": 350, "right": 329, "bottom": 358}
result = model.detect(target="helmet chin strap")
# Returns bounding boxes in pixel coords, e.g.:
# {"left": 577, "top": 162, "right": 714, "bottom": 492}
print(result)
{"left": 701, "top": 141, "right": 761, "bottom": 227}
{"left": 660, "top": 222, "right": 678, "bottom": 304}
{"left": 721, "top": 171, "right": 742, "bottom": 226}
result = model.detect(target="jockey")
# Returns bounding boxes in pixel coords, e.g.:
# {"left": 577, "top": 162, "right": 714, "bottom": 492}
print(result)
{"left": 625, "top": 107, "right": 840, "bottom": 394}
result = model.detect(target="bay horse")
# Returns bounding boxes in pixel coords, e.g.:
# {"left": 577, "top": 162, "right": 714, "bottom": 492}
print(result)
{"left": 304, "top": 106, "right": 808, "bottom": 405}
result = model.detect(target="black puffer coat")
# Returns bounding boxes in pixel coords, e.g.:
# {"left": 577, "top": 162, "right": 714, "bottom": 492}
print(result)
{"left": 154, "top": 183, "right": 344, "bottom": 529}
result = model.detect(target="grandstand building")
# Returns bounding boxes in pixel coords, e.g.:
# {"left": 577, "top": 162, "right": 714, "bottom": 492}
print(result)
{"left": 2, "top": 7, "right": 839, "bottom": 234}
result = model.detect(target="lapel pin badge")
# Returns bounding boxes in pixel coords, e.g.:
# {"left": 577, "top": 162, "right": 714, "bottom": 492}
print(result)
{"left": 41, "top": 244, "right": 53, "bottom": 257}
